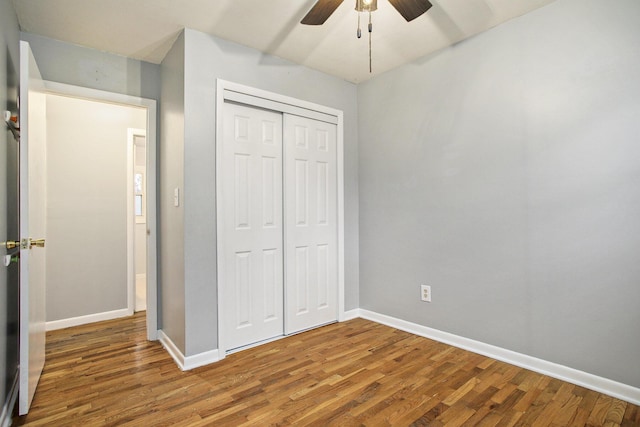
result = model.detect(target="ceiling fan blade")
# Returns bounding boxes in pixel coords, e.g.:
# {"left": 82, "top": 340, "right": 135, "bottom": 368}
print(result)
{"left": 301, "top": 0, "right": 344, "bottom": 25}
{"left": 388, "top": 0, "right": 433, "bottom": 22}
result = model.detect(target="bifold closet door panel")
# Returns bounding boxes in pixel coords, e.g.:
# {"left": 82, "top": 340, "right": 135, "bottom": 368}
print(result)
{"left": 284, "top": 114, "right": 338, "bottom": 334}
{"left": 221, "top": 102, "right": 284, "bottom": 350}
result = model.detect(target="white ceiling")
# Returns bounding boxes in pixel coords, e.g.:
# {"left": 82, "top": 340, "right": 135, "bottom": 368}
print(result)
{"left": 12, "top": 0, "right": 555, "bottom": 83}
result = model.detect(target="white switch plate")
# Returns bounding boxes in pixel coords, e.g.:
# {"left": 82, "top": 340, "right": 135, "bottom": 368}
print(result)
{"left": 421, "top": 285, "right": 431, "bottom": 302}
{"left": 174, "top": 187, "right": 180, "bottom": 207}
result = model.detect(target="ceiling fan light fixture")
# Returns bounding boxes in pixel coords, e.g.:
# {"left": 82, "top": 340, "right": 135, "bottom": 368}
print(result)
{"left": 302, "top": 0, "right": 432, "bottom": 74}
{"left": 355, "top": 0, "right": 377, "bottom": 12}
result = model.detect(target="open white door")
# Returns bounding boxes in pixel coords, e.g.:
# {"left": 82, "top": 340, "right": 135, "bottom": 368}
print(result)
{"left": 18, "top": 41, "right": 47, "bottom": 415}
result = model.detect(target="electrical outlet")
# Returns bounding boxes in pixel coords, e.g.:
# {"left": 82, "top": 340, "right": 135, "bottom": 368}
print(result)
{"left": 421, "top": 285, "right": 431, "bottom": 302}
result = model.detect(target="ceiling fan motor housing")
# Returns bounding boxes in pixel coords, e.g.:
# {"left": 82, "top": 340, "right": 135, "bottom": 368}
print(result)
{"left": 356, "top": 0, "right": 378, "bottom": 12}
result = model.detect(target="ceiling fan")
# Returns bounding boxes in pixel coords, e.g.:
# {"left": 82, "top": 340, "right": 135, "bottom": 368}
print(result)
{"left": 301, "top": 0, "right": 433, "bottom": 25}
{"left": 301, "top": 0, "right": 433, "bottom": 73}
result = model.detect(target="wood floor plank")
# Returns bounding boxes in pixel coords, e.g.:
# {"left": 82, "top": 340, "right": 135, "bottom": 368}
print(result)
{"left": 13, "top": 312, "right": 640, "bottom": 426}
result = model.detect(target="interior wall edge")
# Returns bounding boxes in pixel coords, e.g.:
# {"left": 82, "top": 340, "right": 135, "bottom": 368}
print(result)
{"left": 157, "top": 329, "right": 221, "bottom": 371}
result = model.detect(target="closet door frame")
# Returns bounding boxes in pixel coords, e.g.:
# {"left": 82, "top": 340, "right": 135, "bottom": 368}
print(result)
{"left": 215, "top": 79, "right": 345, "bottom": 358}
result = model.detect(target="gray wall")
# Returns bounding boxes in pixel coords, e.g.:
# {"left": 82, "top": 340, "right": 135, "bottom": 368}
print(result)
{"left": 159, "top": 32, "right": 186, "bottom": 352}
{"left": 0, "top": 0, "right": 20, "bottom": 410}
{"left": 20, "top": 33, "right": 160, "bottom": 101}
{"left": 358, "top": 0, "right": 640, "bottom": 388}
{"left": 173, "top": 28, "right": 360, "bottom": 356}
{"left": 45, "top": 94, "right": 146, "bottom": 321}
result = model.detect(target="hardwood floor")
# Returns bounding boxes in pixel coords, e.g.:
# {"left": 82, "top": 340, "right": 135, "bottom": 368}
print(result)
{"left": 15, "top": 312, "right": 640, "bottom": 426}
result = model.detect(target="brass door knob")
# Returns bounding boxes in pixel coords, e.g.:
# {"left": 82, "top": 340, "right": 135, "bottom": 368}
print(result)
{"left": 1, "top": 241, "right": 19, "bottom": 250}
{"left": 29, "top": 238, "right": 45, "bottom": 249}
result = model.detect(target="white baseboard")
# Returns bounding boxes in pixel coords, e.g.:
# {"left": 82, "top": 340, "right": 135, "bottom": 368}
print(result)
{"left": 157, "top": 330, "right": 180, "bottom": 366}
{"left": 158, "top": 330, "right": 220, "bottom": 371}
{"left": 0, "top": 369, "right": 18, "bottom": 427}
{"left": 46, "top": 308, "right": 130, "bottom": 331}
{"left": 341, "top": 308, "right": 361, "bottom": 321}
{"left": 184, "top": 348, "right": 221, "bottom": 370}
{"left": 359, "top": 309, "right": 640, "bottom": 406}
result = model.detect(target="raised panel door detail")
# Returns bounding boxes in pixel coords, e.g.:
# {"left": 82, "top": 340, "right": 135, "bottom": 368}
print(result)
{"left": 317, "top": 161, "right": 328, "bottom": 226}
{"left": 295, "top": 246, "right": 309, "bottom": 315}
{"left": 235, "top": 115, "right": 250, "bottom": 142}
{"left": 262, "top": 156, "right": 276, "bottom": 228}
{"left": 317, "top": 244, "right": 329, "bottom": 309}
{"left": 234, "top": 154, "right": 250, "bottom": 229}
{"left": 235, "top": 251, "right": 252, "bottom": 328}
{"left": 295, "top": 125, "right": 308, "bottom": 149}
{"left": 295, "top": 160, "right": 308, "bottom": 226}
{"left": 317, "top": 129, "right": 329, "bottom": 152}
{"left": 262, "top": 120, "right": 275, "bottom": 145}
{"left": 263, "top": 249, "right": 278, "bottom": 321}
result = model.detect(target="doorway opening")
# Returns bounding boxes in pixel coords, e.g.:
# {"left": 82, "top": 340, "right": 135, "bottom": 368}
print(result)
{"left": 42, "top": 82, "right": 157, "bottom": 341}
{"left": 130, "top": 128, "right": 147, "bottom": 313}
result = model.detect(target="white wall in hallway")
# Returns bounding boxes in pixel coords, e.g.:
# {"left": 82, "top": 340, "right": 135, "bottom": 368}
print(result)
{"left": 46, "top": 94, "right": 146, "bottom": 322}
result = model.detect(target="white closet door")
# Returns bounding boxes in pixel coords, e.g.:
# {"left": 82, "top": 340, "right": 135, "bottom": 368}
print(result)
{"left": 221, "top": 102, "right": 284, "bottom": 350}
{"left": 284, "top": 114, "right": 338, "bottom": 334}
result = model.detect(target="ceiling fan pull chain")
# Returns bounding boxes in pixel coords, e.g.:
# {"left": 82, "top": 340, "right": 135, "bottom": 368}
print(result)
{"left": 357, "top": 12, "right": 362, "bottom": 38}
{"left": 369, "top": 11, "right": 373, "bottom": 73}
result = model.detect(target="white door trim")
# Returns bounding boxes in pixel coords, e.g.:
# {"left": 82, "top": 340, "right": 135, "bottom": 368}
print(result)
{"left": 127, "top": 128, "right": 146, "bottom": 316}
{"left": 215, "top": 79, "right": 345, "bottom": 358}
{"left": 42, "top": 80, "right": 159, "bottom": 341}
